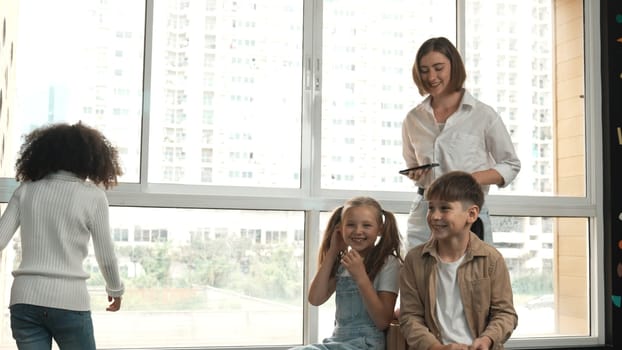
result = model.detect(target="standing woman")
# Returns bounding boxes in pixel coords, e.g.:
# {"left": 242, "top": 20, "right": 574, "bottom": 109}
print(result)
{"left": 402, "top": 37, "right": 520, "bottom": 249}
{"left": 0, "top": 122, "right": 125, "bottom": 349}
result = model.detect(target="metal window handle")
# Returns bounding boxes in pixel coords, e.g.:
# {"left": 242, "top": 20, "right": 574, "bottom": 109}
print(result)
{"left": 305, "top": 57, "right": 313, "bottom": 90}
{"left": 304, "top": 57, "right": 321, "bottom": 90}
{"left": 314, "top": 58, "right": 321, "bottom": 89}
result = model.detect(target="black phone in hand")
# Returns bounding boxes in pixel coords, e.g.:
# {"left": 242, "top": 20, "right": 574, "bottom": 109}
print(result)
{"left": 399, "top": 163, "right": 440, "bottom": 175}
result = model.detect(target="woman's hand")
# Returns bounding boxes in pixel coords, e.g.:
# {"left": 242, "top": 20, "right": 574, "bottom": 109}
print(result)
{"left": 471, "top": 169, "right": 504, "bottom": 186}
{"left": 407, "top": 167, "right": 433, "bottom": 182}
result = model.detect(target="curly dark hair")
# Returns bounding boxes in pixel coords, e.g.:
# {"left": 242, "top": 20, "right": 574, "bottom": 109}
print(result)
{"left": 15, "top": 122, "right": 123, "bottom": 189}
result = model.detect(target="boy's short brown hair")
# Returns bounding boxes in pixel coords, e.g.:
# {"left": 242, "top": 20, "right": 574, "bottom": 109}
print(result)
{"left": 425, "top": 171, "right": 484, "bottom": 210}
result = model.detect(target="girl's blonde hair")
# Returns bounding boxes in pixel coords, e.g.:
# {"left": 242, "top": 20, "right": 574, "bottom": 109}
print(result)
{"left": 318, "top": 197, "right": 403, "bottom": 280}
{"left": 317, "top": 206, "right": 344, "bottom": 277}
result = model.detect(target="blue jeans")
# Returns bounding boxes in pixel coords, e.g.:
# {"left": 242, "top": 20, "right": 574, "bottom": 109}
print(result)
{"left": 10, "top": 304, "right": 96, "bottom": 350}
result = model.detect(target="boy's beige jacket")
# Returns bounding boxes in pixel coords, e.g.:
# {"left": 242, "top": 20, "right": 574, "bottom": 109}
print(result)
{"left": 399, "top": 232, "right": 518, "bottom": 350}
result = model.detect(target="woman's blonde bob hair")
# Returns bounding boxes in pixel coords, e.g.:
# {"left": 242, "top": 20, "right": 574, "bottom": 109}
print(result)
{"left": 412, "top": 37, "right": 467, "bottom": 96}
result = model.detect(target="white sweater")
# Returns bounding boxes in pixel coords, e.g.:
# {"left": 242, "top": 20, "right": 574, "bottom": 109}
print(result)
{"left": 0, "top": 171, "right": 124, "bottom": 311}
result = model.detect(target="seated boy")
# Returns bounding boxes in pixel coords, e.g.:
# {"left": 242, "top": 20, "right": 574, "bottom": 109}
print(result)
{"left": 399, "top": 171, "right": 517, "bottom": 350}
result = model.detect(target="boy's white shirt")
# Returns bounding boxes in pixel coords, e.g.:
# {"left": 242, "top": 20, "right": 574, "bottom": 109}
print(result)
{"left": 435, "top": 253, "right": 473, "bottom": 345}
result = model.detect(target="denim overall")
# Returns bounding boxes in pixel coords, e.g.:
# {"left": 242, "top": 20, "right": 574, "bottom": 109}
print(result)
{"left": 292, "top": 267, "right": 385, "bottom": 350}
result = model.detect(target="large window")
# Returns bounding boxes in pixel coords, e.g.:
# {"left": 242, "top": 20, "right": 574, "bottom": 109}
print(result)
{"left": 148, "top": 1, "right": 303, "bottom": 187}
{"left": 0, "top": 0, "right": 602, "bottom": 349}
{"left": 320, "top": 0, "right": 455, "bottom": 191}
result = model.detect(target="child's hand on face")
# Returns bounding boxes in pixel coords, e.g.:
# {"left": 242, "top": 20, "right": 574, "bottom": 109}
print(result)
{"left": 340, "top": 248, "right": 366, "bottom": 281}
{"left": 329, "top": 228, "right": 347, "bottom": 255}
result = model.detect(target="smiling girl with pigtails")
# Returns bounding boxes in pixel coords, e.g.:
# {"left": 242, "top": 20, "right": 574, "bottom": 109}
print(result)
{"left": 290, "top": 196, "right": 403, "bottom": 350}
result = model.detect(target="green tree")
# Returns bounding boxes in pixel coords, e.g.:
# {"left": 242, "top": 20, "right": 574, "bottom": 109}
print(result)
{"left": 512, "top": 269, "right": 553, "bottom": 294}
{"left": 243, "top": 243, "right": 303, "bottom": 302}
{"left": 117, "top": 244, "right": 172, "bottom": 288}
{"left": 174, "top": 236, "right": 251, "bottom": 288}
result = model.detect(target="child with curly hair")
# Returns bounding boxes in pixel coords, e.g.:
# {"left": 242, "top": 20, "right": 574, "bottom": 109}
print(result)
{"left": 0, "top": 122, "right": 125, "bottom": 349}
{"left": 292, "top": 196, "right": 403, "bottom": 350}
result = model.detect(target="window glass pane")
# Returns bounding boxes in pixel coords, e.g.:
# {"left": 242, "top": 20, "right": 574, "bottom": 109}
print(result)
{"left": 464, "top": 0, "right": 585, "bottom": 196}
{"left": 9, "top": 0, "right": 145, "bottom": 182}
{"left": 0, "top": 207, "right": 305, "bottom": 348}
{"left": 148, "top": 1, "right": 303, "bottom": 187}
{"left": 320, "top": 0, "right": 455, "bottom": 191}
{"left": 492, "top": 216, "right": 589, "bottom": 337}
